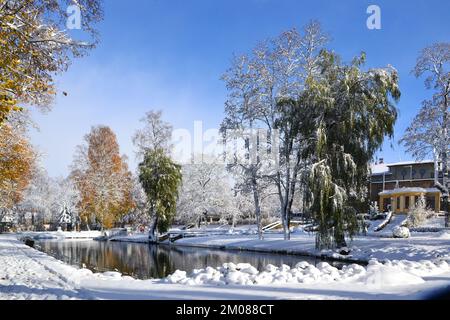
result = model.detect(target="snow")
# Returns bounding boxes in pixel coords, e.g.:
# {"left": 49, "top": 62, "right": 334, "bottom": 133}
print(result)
{"left": 370, "top": 160, "right": 435, "bottom": 175}
{"left": 368, "top": 214, "right": 409, "bottom": 237}
{"left": 170, "top": 230, "right": 450, "bottom": 263}
{"left": 104, "top": 217, "right": 450, "bottom": 264}
{"left": 368, "top": 211, "right": 393, "bottom": 233}
{"left": 164, "top": 259, "right": 448, "bottom": 288}
{"left": 18, "top": 231, "right": 102, "bottom": 240}
{"left": 385, "top": 160, "right": 434, "bottom": 167}
{"left": 421, "top": 216, "right": 446, "bottom": 228}
{"left": 393, "top": 226, "right": 411, "bottom": 238}
{"left": 371, "top": 163, "right": 389, "bottom": 174}
{"left": 362, "top": 265, "right": 424, "bottom": 288}
{"left": 1, "top": 234, "right": 450, "bottom": 300}
{"left": 379, "top": 187, "right": 440, "bottom": 195}
{"left": 110, "top": 233, "right": 149, "bottom": 243}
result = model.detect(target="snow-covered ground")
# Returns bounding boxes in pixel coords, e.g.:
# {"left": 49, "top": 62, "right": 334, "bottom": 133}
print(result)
{"left": 117, "top": 227, "right": 448, "bottom": 264}
{"left": 1, "top": 233, "right": 450, "bottom": 300}
{"left": 110, "top": 219, "right": 450, "bottom": 264}
{"left": 18, "top": 230, "right": 101, "bottom": 240}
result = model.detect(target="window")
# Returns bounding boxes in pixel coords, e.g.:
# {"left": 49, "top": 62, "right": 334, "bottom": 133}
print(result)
{"left": 420, "top": 169, "right": 426, "bottom": 178}
{"left": 401, "top": 169, "right": 407, "bottom": 180}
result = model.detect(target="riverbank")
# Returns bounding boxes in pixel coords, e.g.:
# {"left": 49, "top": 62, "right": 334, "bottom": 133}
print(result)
{"left": 112, "top": 229, "right": 450, "bottom": 264}
{"left": 18, "top": 230, "right": 102, "bottom": 240}
{"left": 1, "top": 233, "right": 450, "bottom": 300}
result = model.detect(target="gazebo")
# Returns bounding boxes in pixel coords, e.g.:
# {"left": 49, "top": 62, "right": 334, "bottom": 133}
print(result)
{"left": 379, "top": 187, "right": 441, "bottom": 214}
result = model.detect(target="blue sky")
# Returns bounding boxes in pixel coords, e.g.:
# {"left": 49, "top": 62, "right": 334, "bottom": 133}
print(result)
{"left": 30, "top": 0, "right": 450, "bottom": 177}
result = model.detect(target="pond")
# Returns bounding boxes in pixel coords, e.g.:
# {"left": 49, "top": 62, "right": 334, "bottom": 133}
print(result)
{"left": 35, "top": 240, "right": 349, "bottom": 280}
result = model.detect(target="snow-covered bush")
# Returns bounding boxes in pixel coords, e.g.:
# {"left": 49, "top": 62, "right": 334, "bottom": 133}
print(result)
{"left": 393, "top": 226, "right": 410, "bottom": 238}
{"left": 406, "top": 195, "right": 435, "bottom": 228}
{"left": 369, "top": 201, "right": 380, "bottom": 219}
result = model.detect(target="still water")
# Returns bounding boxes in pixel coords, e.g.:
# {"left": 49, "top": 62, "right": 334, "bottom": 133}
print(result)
{"left": 36, "top": 240, "right": 347, "bottom": 280}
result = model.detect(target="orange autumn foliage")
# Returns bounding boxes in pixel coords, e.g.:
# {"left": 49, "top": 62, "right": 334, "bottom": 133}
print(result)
{"left": 71, "top": 126, "right": 135, "bottom": 229}
{"left": 0, "top": 123, "right": 36, "bottom": 209}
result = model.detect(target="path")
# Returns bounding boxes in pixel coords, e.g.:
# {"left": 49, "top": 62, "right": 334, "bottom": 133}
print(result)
{"left": 0, "top": 234, "right": 90, "bottom": 300}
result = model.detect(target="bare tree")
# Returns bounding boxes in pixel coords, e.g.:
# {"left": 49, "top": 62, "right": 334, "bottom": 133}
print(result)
{"left": 132, "top": 110, "right": 173, "bottom": 160}
{"left": 221, "top": 22, "right": 329, "bottom": 240}
{"left": 401, "top": 43, "right": 450, "bottom": 226}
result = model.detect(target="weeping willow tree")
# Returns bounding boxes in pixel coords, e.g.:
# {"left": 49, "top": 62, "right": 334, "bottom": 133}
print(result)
{"left": 138, "top": 149, "right": 182, "bottom": 242}
{"left": 283, "top": 51, "right": 401, "bottom": 249}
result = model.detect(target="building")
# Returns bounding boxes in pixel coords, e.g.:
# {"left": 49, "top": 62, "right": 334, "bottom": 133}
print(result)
{"left": 370, "top": 159, "right": 444, "bottom": 214}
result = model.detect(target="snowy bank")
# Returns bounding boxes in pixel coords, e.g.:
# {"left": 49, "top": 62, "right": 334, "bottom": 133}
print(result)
{"left": 18, "top": 230, "right": 101, "bottom": 240}
{"left": 170, "top": 231, "right": 450, "bottom": 264}
{"left": 108, "top": 223, "right": 450, "bottom": 264}
{"left": 1, "top": 234, "right": 450, "bottom": 300}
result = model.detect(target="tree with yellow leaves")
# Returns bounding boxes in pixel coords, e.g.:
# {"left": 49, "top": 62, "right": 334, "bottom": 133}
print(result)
{"left": 0, "top": 115, "right": 36, "bottom": 214}
{"left": 71, "top": 126, "right": 135, "bottom": 230}
{"left": 0, "top": 0, "right": 103, "bottom": 124}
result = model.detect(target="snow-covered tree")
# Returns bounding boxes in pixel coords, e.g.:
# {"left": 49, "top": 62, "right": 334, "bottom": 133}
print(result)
{"left": 224, "top": 189, "right": 253, "bottom": 228}
{"left": 17, "top": 162, "right": 82, "bottom": 230}
{"left": 400, "top": 43, "right": 450, "bottom": 226}
{"left": 138, "top": 149, "right": 182, "bottom": 241}
{"left": 221, "top": 21, "right": 328, "bottom": 240}
{"left": 294, "top": 51, "right": 400, "bottom": 249}
{"left": 71, "top": 126, "right": 134, "bottom": 230}
{"left": 0, "top": 0, "right": 103, "bottom": 124}
{"left": 0, "top": 112, "right": 36, "bottom": 216}
{"left": 369, "top": 201, "right": 380, "bottom": 219}
{"left": 407, "top": 195, "right": 435, "bottom": 228}
{"left": 177, "top": 157, "right": 234, "bottom": 227}
{"left": 17, "top": 166, "right": 53, "bottom": 228}
{"left": 51, "top": 177, "right": 81, "bottom": 226}
{"left": 119, "top": 176, "right": 151, "bottom": 228}
{"left": 133, "top": 110, "right": 173, "bottom": 161}
{"left": 227, "top": 163, "right": 280, "bottom": 236}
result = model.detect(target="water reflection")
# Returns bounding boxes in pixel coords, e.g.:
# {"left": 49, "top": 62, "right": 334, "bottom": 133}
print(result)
{"left": 36, "top": 240, "right": 346, "bottom": 280}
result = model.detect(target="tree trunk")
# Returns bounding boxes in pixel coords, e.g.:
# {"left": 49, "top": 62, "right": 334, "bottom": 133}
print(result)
{"left": 149, "top": 206, "right": 158, "bottom": 242}
{"left": 283, "top": 170, "right": 291, "bottom": 241}
{"left": 280, "top": 205, "right": 290, "bottom": 240}
{"left": 443, "top": 155, "right": 449, "bottom": 227}
{"left": 279, "top": 142, "right": 303, "bottom": 241}
{"left": 285, "top": 169, "right": 291, "bottom": 240}
{"left": 251, "top": 175, "right": 263, "bottom": 240}
{"left": 282, "top": 214, "right": 290, "bottom": 240}
{"left": 276, "top": 171, "right": 290, "bottom": 241}
{"left": 334, "top": 227, "right": 347, "bottom": 248}
{"left": 443, "top": 102, "right": 449, "bottom": 227}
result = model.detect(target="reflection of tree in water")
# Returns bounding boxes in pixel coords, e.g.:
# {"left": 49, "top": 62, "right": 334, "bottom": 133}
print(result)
{"left": 37, "top": 241, "right": 347, "bottom": 280}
